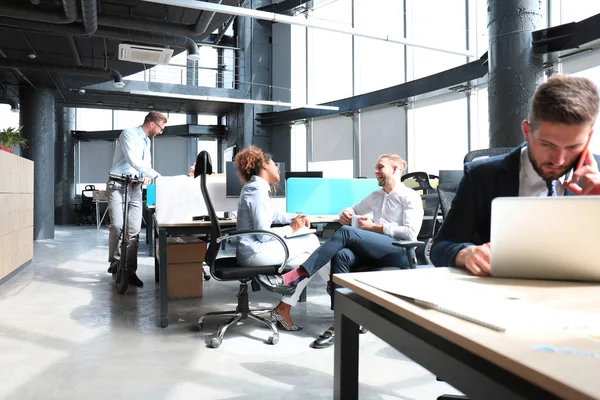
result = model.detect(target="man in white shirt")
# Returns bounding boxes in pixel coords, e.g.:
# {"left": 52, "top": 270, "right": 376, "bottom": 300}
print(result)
{"left": 431, "top": 75, "right": 600, "bottom": 274}
{"left": 258, "top": 154, "right": 424, "bottom": 348}
{"left": 107, "top": 111, "right": 166, "bottom": 287}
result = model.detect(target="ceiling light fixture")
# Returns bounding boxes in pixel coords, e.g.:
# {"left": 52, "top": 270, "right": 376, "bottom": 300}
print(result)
{"left": 27, "top": 53, "right": 37, "bottom": 59}
{"left": 130, "top": 90, "right": 339, "bottom": 111}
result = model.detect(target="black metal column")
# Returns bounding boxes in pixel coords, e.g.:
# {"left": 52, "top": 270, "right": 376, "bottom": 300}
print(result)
{"left": 20, "top": 86, "right": 56, "bottom": 240}
{"left": 55, "top": 106, "right": 75, "bottom": 225}
{"left": 238, "top": 0, "right": 273, "bottom": 151}
{"left": 487, "top": 0, "right": 544, "bottom": 148}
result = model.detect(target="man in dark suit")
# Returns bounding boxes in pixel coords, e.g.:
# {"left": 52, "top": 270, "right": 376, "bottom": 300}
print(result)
{"left": 431, "top": 75, "right": 600, "bottom": 275}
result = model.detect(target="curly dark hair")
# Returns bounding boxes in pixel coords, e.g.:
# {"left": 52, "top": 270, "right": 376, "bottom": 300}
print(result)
{"left": 234, "top": 145, "right": 273, "bottom": 183}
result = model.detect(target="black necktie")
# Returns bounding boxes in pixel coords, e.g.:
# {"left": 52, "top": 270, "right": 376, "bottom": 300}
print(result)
{"left": 546, "top": 180, "right": 556, "bottom": 197}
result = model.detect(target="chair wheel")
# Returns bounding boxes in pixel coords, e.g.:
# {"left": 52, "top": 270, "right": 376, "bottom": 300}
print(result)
{"left": 211, "top": 337, "right": 221, "bottom": 348}
{"left": 204, "top": 274, "right": 210, "bottom": 281}
{"left": 268, "top": 335, "right": 279, "bottom": 345}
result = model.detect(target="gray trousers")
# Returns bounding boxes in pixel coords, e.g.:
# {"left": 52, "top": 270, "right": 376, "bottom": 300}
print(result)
{"left": 107, "top": 180, "right": 143, "bottom": 274}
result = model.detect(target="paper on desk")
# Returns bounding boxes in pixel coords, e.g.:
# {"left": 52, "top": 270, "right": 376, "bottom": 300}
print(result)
{"left": 285, "top": 228, "right": 317, "bottom": 238}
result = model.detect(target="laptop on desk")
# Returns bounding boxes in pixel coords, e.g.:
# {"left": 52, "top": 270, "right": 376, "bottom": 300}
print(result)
{"left": 490, "top": 196, "right": 600, "bottom": 282}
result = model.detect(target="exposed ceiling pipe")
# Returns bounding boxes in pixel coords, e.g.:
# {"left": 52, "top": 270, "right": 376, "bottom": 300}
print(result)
{"left": 0, "top": 18, "right": 201, "bottom": 60}
{"left": 0, "top": 0, "right": 78, "bottom": 25}
{"left": 0, "top": 59, "right": 124, "bottom": 88}
{"left": 97, "top": 0, "right": 223, "bottom": 37}
{"left": 80, "top": 0, "right": 98, "bottom": 35}
{"left": 0, "top": 96, "right": 19, "bottom": 112}
{"left": 143, "top": 0, "right": 475, "bottom": 57}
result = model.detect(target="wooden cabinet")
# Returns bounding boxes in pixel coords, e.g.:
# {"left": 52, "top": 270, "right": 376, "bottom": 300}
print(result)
{"left": 0, "top": 151, "right": 34, "bottom": 281}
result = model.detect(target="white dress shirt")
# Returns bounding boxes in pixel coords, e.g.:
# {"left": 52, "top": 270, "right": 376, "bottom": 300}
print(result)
{"left": 236, "top": 175, "right": 296, "bottom": 263}
{"left": 109, "top": 126, "right": 159, "bottom": 179}
{"left": 343, "top": 182, "right": 424, "bottom": 240}
{"left": 519, "top": 146, "right": 566, "bottom": 196}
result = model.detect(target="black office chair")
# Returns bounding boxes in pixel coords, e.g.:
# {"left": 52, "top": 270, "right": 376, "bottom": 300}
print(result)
{"left": 194, "top": 151, "right": 289, "bottom": 348}
{"left": 437, "top": 184, "right": 458, "bottom": 221}
{"left": 75, "top": 184, "right": 96, "bottom": 225}
{"left": 401, "top": 171, "right": 437, "bottom": 195}
{"left": 463, "top": 147, "right": 513, "bottom": 163}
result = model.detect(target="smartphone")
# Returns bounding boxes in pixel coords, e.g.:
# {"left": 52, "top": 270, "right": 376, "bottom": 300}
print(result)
{"left": 576, "top": 132, "right": 594, "bottom": 171}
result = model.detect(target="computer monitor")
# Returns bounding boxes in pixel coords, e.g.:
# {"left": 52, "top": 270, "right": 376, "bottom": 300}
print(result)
{"left": 226, "top": 161, "right": 286, "bottom": 198}
{"left": 285, "top": 171, "right": 323, "bottom": 180}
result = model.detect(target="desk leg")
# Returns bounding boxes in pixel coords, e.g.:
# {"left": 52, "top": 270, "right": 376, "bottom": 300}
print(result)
{"left": 334, "top": 290, "right": 359, "bottom": 400}
{"left": 96, "top": 203, "right": 100, "bottom": 230}
{"left": 158, "top": 228, "right": 168, "bottom": 328}
{"left": 148, "top": 210, "right": 155, "bottom": 258}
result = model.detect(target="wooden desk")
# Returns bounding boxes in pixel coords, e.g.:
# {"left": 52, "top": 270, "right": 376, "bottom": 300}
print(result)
{"left": 333, "top": 268, "right": 600, "bottom": 400}
{"left": 154, "top": 215, "right": 340, "bottom": 327}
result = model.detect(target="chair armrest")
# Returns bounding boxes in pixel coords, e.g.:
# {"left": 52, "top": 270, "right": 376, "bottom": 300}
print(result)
{"left": 217, "top": 229, "right": 290, "bottom": 273}
{"left": 392, "top": 240, "right": 426, "bottom": 248}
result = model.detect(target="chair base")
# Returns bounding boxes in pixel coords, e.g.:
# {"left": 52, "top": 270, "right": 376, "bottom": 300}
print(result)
{"left": 197, "top": 281, "right": 279, "bottom": 348}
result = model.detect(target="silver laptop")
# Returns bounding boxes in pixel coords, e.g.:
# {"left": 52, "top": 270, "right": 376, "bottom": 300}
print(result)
{"left": 490, "top": 196, "right": 600, "bottom": 282}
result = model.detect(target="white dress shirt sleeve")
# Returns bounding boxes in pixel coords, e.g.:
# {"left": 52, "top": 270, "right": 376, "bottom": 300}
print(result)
{"left": 120, "top": 129, "right": 159, "bottom": 179}
{"left": 382, "top": 191, "right": 423, "bottom": 240}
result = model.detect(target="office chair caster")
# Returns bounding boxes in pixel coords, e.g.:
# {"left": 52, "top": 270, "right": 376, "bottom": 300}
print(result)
{"left": 211, "top": 337, "right": 221, "bottom": 348}
{"left": 267, "top": 335, "right": 278, "bottom": 345}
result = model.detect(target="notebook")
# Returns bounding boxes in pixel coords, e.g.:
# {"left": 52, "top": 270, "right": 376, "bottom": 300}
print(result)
{"left": 490, "top": 197, "right": 600, "bottom": 282}
{"left": 285, "top": 228, "right": 317, "bottom": 238}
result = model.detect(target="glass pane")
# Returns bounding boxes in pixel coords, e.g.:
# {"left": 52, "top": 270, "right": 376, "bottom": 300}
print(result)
{"left": 76, "top": 108, "right": 113, "bottom": 131}
{"left": 560, "top": 0, "right": 600, "bottom": 23}
{"left": 113, "top": 110, "right": 148, "bottom": 130}
{"left": 408, "top": 0, "right": 467, "bottom": 80}
{"left": 307, "top": 1, "right": 353, "bottom": 103}
{"left": 354, "top": 0, "right": 405, "bottom": 94}
{"left": 409, "top": 96, "right": 469, "bottom": 174}
{"left": 0, "top": 104, "right": 20, "bottom": 131}
{"left": 572, "top": 66, "right": 600, "bottom": 154}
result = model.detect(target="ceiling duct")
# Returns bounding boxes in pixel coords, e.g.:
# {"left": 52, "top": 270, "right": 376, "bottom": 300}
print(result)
{"left": 0, "top": 18, "right": 201, "bottom": 60}
{"left": 0, "top": 59, "right": 124, "bottom": 88}
{"left": 0, "top": 0, "right": 78, "bottom": 24}
{"left": 119, "top": 44, "right": 174, "bottom": 65}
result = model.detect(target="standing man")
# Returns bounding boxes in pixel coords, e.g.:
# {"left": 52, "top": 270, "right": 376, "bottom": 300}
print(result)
{"left": 107, "top": 111, "right": 167, "bottom": 287}
{"left": 258, "top": 154, "right": 424, "bottom": 348}
{"left": 431, "top": 75, "right": 600, "bottom": 274}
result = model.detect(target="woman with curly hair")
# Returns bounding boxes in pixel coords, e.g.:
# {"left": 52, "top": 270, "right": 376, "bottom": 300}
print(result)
{"left": 235, "top": 145, "right": 326, "bottom": 331}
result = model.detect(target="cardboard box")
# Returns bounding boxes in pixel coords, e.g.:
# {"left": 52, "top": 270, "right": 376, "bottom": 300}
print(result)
{"left": 164, "top": 236, "right": 207, "bottom": 300}
{"left": 166, "top": 236, "right": 207, "bottom": 264}
{"left": 167, "top": 262, "right": 204, "bottom": 300}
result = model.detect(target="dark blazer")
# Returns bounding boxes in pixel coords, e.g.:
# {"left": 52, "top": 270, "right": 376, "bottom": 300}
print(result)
{"left": 430, "top": 144, "right": 600, "bottom": 267}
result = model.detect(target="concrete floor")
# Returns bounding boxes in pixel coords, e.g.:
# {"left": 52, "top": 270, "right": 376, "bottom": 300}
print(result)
{"left": 0, "top": 226, "right": 462, "bottom": 400}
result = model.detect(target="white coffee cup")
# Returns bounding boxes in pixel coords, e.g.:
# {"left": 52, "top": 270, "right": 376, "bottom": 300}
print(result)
{"left": 351, "top": 215, "right": 359, "bottom": 228}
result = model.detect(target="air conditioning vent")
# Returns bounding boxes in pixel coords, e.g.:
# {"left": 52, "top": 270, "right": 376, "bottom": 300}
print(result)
{"left": 118, "top": 44, "right": 174, "bottom": 65}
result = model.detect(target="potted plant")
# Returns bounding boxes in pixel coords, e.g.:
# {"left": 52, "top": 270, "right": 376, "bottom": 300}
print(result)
{"left": 0, "top": 126, "right": 28, "bottom": 153}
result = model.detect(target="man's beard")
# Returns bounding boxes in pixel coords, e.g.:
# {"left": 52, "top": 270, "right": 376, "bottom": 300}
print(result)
{"left": 377, "top": 175, "right": 387, "bottom": 187}
{"left": 528, "top": 146, "right": 577, "bottom": 181}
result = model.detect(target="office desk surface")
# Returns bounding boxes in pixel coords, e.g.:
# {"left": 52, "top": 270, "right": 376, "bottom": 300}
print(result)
{"left": 334, "top": 268, "right": 600, "bottom": 400}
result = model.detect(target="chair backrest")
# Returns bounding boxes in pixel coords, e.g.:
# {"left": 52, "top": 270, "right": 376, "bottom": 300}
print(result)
{"left": 463, "top": 147, "right": 513, "bottom": 163}
{"left": 437, "top": 184, "right": 458, "bottom": 220}
{"left": 401, "top": 172, "right": 436, "bottom": 194}
{"left": 418, "top": 193, "right": 440, "bottom": 240}
{"left": 194, "top": 150, "right": 221, "bottom": 268}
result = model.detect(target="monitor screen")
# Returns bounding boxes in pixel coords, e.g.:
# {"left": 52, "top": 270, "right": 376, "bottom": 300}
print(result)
{"left": 226, "top": 161, "right": 286, "bottom": 198}
{"left": 285, "top": 171, "right": 323, "bottom": 180}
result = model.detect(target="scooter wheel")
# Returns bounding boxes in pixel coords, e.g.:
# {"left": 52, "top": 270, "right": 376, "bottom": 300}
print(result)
{"left": 115, "top": 267, "right": 129, "bottom": 294}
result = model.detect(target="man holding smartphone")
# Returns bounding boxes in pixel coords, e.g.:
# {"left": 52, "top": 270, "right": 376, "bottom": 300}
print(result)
{"left": 106, "top": 111, "right": 167, "bottom": 287}
{"left": 431, "top": 75, "right": 600, "bottom": 275}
